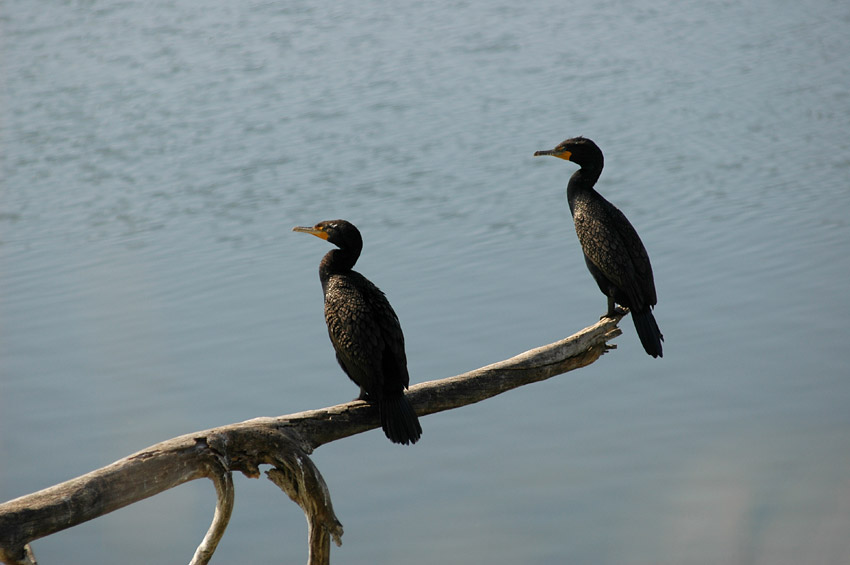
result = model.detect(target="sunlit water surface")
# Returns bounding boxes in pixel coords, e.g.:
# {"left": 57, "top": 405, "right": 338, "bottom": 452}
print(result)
{"left": 2, "top": 0, "right": 850, "bottom": 563}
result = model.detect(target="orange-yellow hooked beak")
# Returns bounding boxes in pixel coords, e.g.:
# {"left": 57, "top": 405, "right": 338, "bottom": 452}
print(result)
{"left": 292, "top": 225, "right": 329, "bottom": 240}
{"left": 533, "top": 148, "right": 572, "bottom": 161}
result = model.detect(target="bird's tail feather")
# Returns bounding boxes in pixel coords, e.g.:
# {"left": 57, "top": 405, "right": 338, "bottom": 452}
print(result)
{"left": 633, "top": 309, "right": 664, "bottom": 358}
{"left": 380, "top": 394, "right": 422, "bottom": 445}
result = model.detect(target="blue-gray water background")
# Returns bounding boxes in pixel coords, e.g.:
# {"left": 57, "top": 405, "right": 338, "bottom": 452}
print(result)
{"left": 2, "top": 0, "right": 850, "bottom": 563}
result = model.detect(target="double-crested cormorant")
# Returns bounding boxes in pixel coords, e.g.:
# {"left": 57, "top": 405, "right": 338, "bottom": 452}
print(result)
{"left": 293, "top": 219, "right": 422, "bottom": 444}
{"left": 534, "top": 137, "right": 664, "bottom": 358}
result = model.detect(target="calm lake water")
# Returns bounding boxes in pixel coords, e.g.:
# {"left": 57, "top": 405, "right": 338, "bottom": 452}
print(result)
{"left": 3, "top": 0, "right": 850, "bottom": 563}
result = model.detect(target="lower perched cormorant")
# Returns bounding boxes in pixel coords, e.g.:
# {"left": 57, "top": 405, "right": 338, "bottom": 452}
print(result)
{"left": 293, "top": 219, "right": 422, "bottom": 444}
{"left": 534, "top": 137, "right": 664, "bottom": 358}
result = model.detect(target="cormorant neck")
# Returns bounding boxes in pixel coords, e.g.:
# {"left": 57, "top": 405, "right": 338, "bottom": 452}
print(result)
{"left": 566, "top": 166, "right": 602, "bottom": 205}
{"left": 319, "top": 246, "right": 360, "bottom": 281}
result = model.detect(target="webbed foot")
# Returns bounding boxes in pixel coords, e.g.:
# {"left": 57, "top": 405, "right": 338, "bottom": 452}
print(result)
{"left": 602, "top": 297, "right": 629, "bottom": 319}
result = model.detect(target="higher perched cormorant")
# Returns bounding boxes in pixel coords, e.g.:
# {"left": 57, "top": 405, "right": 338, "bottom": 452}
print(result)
{"left": 534, "top": 137, "right": 664, "bottom": 357}
{"left": 293, "top": 219, "right": 422, "bottom": 444}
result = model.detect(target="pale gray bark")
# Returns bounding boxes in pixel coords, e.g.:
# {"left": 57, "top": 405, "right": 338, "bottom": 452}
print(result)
{"left": 0, "top": 315, "right": 623, "bottom": 565}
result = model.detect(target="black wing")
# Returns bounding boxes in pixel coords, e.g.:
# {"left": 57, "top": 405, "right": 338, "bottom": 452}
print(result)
{"left": 573, "top": 195, "right": 657, "bottom": 310}
{"left": 323, "top": 271, "right": 409, "bottom": 399}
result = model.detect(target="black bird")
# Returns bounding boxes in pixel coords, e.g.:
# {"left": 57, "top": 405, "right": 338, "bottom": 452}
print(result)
{"left": 293, "top": 219, "right": 422, "bottom": 444}
{"left": 534, "top": 137, "right": 663, "bottom": 357}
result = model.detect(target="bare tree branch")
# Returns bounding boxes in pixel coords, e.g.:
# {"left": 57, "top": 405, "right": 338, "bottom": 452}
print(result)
{"left": 190, "top": 455, "right": 234, "bottom": 565}
{"left": 0, "top": 314, "right": 623, "bottom": 565}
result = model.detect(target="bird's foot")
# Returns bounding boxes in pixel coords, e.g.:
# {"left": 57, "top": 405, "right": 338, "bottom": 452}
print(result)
{"left": 601, "top": 306, "right": 629, "bottom": 319}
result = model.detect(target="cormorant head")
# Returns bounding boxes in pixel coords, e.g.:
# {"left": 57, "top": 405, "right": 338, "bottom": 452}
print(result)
{"left": 293, "top": 219, "right": 363, "bottom": 252}
{"left": 534, "top": 136, "right": 603, "bottom": 170}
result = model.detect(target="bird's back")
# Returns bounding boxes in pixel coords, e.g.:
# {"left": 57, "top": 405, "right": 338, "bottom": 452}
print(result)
{"left": 323, "top": 271, "right": 409, "bottom": 397}
{"left": 571, "top": 189, "right": 657, "bottom": 311}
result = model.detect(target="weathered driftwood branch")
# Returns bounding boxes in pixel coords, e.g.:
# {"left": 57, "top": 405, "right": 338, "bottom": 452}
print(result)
{"left": 0, "top": 314, "right": 623, "bottom": 565}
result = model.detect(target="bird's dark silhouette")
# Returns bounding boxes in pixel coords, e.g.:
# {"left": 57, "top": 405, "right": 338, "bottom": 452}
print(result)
{"left": 535, "top": 137, "right": 663, "bottom": 357}
{"left": 293, "top": 219, "right": 422, "bottom": 444}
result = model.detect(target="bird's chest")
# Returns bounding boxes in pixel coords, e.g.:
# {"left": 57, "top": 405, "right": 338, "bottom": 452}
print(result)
{"left": 323, "top": 277, "right": 381, "bottom": 348}
{"left": 325, "top": 277, "right": 363, "bottom": 320}
{"left": 570, "top": 192, "right": 604, "bottom": 219}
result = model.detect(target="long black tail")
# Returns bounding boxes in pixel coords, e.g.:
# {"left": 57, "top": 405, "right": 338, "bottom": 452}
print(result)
{"left": 632, "top": 308, "right": 664, "bottom": 358}
{"left": 380, "top": 393, "right": 422, "bottom": 445}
